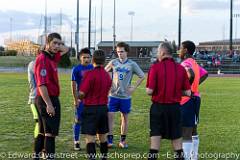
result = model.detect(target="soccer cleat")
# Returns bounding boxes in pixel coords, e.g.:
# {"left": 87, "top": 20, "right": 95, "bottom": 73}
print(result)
{"left": 107, "top": 142, "right": 114, "bottom": 148}
{"left": 118, "top": 141, "right": 128, "bottom": 149}
{"left": 41, "top": 150, "right": 47, "bottom": 160}
{"left": 42, "top": 154, "right": 47, "bottom": 160}
{"left": 107, "top": 135, "right": 114, "bottom": 148}
{"left": 74, "top": 143, "right": 81, "bottom": 151}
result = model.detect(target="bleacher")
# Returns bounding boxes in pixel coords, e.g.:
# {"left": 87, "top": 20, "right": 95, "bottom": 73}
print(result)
{"left": 196, "top": 58, "right": 240, "bottom": 74}
{"left": 106, "top": 57, "right": 240, "bottom": 74}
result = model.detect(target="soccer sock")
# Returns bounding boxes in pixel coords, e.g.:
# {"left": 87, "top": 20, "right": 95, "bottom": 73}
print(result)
{"left": 107, "top": 135, "right": 113, "bottom": 144}
{"left": 33, "top": 134, "right": 44, "bottom": 160}
{"left": 86, "top": 143, "right": 96, "bottom": 160}
{"left": 34, "top": 120, "right": 39, "bottom": 138}
{"left": 44, "top": 136, "right": 55, "bottom": 159}
{"left": 100, "top": 142, "right": 108, "bottom": 160}
{"left": 174, "top": 149, "right": 184, "bottom": 160}
{"left": 191, "top": 135, "right": 199, "bottom": 160}
{"left": 148, "top": 149, "right": 158, "bottom": 160}
{"left": 73, "top": 123, "right": 81, "bottom": 142}
{"left": 120, "top": 135, "right": 126, "bottom": 142}
{"left": 183, "top": 141, "right": 192, "bottom": 160}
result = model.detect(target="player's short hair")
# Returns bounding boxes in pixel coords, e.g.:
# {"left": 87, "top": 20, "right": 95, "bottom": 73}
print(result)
{"left": 182, "top": 40, "right": 196, "bottom": 55}
{"left": 47, "top": 32, "right": 62, "bottom": 44}
{"left": 116, "top": 42, "right": 130, "bottom": 53}
{"left": 77, "top": 48, "right": 91, "bottom": 60}
{"left": 92, "top": 49, "right": 105, "bottom": 65}
{"left": 159, "top": 42, "right": 173, "bottom": 55}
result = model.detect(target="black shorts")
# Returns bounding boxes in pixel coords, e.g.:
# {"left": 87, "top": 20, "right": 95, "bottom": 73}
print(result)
{"left": 180, "top": 96, "right": 201, "bottom": 127}
{"left": 81, "top": 105, "right": 109, "bottom": 135}
{"left": 36, "top": 96, "right": 61, "bottom": 136}
{"left": 150, "top": 102, "right": 182, "bottom": 140}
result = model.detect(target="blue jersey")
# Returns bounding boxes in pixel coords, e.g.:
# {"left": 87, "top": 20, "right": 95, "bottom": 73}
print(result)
{"left": 71, "top": 64, "right": 93, "bottom": 91}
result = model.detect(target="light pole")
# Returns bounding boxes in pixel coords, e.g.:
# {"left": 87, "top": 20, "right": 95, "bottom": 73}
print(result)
{"left": 100, "top": 0, "right": 103, "bottom": 42}
{"left": 59, "top": 8, "right": 62, "bottom": 35}
{"left": 94, "top": 7, "right": 97, "bottom": 49}
{"left": 70, "top": 23, "right": 73, "bottom": 56}
{"left": 76, "top": 0, "right": 79, "bottom": 55}
{"left": 44, "top": 0, "right": 48, "bottom": 37}
{"left": 178, "top": 0, "right": 182, "bottom": 49}
{"left": 128, "top": 11, "right": 135, "bottom": 41}
{"left": 234, "top": 13, "right": 240, "bottom": 41}
{"left": 113, "top": 0, "right": 116, "bottom": 53}
{"left": 230, "top": 0, "right": 233, "bottom": 51}
{"left": 88, "top": 0, "right": 92, "bottom": 49}
{"left": 10, "top": 17, "right": 13, "bottom": 42}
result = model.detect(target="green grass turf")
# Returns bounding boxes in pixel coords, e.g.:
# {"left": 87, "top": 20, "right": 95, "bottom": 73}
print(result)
{"left": 0, "top": 56, "right": 35, "bottom": 67}
{"left": 0, "top": 56, "right": 79, "bottom": 68}
{"left": 0, "top": 73, "right": 240, "bottom": 159}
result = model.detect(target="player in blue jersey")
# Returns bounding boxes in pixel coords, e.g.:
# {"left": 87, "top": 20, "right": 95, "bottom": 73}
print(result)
{"left": 71, "top": 48, "right": 93, "bottom": 150}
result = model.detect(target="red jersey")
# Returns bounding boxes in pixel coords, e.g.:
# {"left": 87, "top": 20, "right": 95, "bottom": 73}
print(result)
{"left": 35, "top": 51, "right": 61, "bottom": 96}
{"left": 146, "top": 58, "right": 190, "bottom": 104}
{"left": 80, "top": 66, "right": 112, "bottom": 106}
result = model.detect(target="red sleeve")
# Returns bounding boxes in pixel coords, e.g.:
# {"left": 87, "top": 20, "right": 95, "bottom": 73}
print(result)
{"left": 35, "top": 55, "right": 49, "bottom": 87}
{"left": 146, "top": 65, "right": 156, "bottom": 90}
{"left": 54, "top": 52, "right": 61, "bottom": 63}
{"left": 80, "top": 72, "right": 91, "bottom": 94}
{"left": 182, "top": 68, "right": 191, "bottom": 90}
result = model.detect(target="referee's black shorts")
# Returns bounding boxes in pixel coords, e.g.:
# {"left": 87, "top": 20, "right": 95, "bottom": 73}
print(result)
{"left": 81, "top": 105, "right": 109, "bottom": 135}
{"left": 150, "top": 102, "right": 182, "bottom": 140}
{"left": 36, "top": 96, "right": 61, "bottom": 136}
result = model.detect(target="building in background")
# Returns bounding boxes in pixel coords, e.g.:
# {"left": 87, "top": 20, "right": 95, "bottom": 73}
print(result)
{"left": 4, "top": 39, "right": 40, "bottom": 56}
{"left": 97, "top": 41, "right": 162, "bottom": 58}
{"left": 198, "top": 39, "right": 240, "bottom": 51}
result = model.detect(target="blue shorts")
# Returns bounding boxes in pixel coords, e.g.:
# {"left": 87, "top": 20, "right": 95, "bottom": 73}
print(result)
{"left": 108, "top": 97, "right": 131, "bottom": 114}
{"left": 180, "top": 96, "right": 201, "bottom": 127}
{"left": 75, "top": 102, "right": 84, "bottom": 122}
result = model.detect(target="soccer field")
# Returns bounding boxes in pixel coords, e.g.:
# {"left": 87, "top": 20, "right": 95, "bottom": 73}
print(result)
{"left": 0, "top": 73, "right": 240, "bottom": 159}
